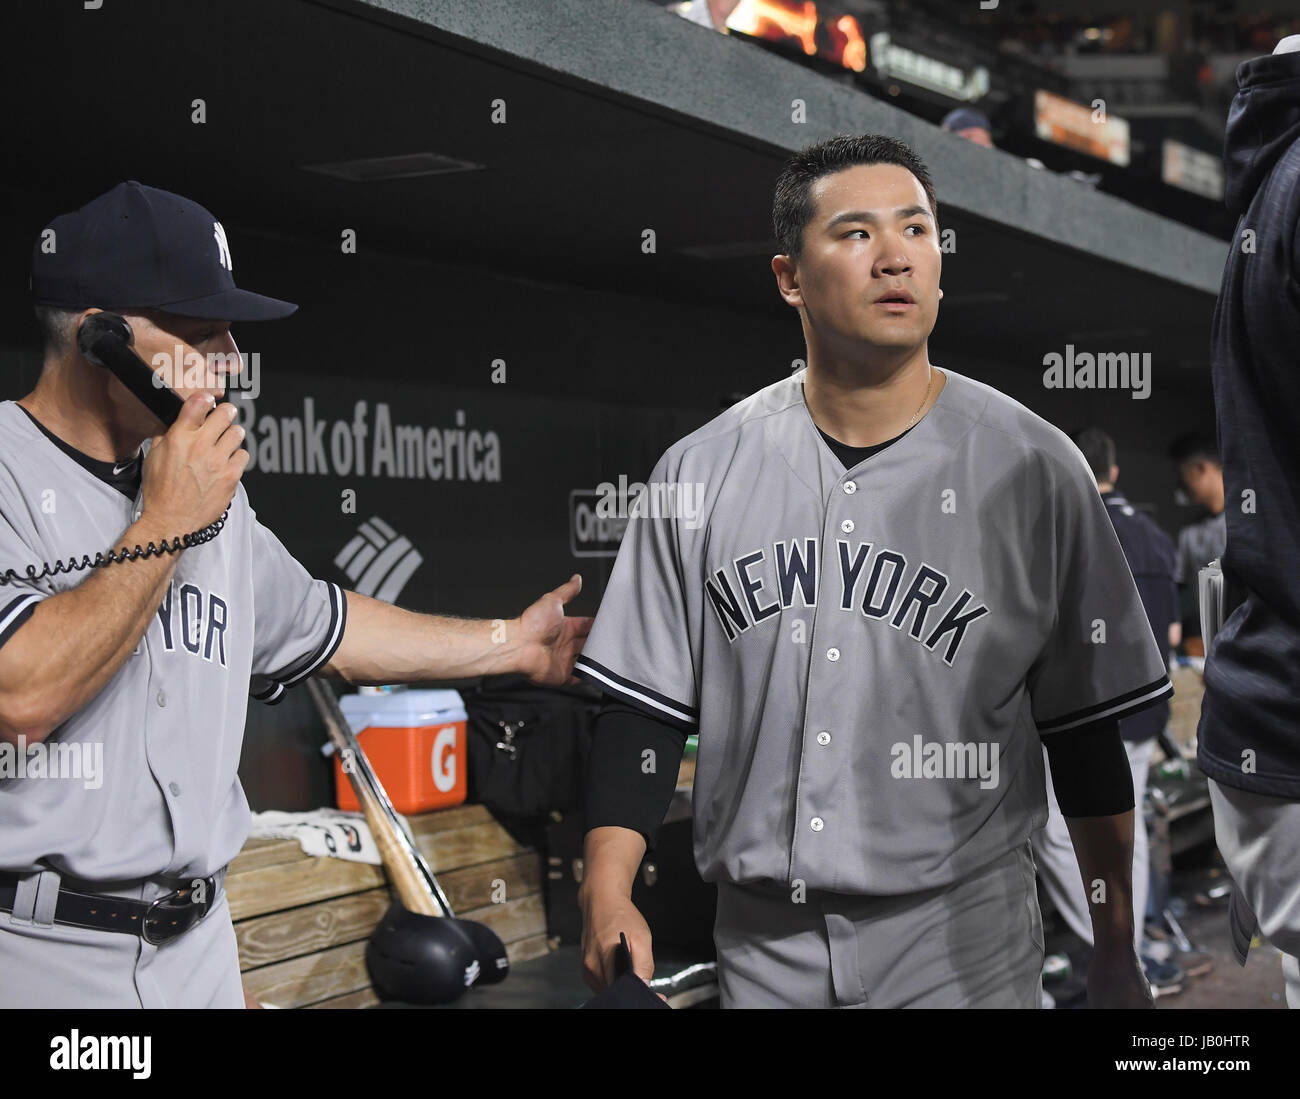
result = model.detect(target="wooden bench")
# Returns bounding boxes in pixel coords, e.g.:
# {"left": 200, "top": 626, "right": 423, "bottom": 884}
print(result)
{"left": 229, "top": 803, "right": 551, "bottom": 1009}
{"left": 1165, "top": 663, "right": 1204, "bottom": 752}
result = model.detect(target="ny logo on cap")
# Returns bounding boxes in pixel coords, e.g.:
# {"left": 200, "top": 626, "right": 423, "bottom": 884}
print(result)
{"left": 213, "top": 221, "right": 233, "bottom": 272}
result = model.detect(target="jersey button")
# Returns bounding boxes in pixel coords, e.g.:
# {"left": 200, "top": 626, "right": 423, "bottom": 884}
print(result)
{"left": 840, "top": 519, "right": 854, "bottom": 534}
{"left": 810, "top": 817, "right": 825, "bottom": 832}
{"left": 168, "top": 782, "right": 181, "bottom": 797}
{"left": 843, "top": 481, "right": 857, "bottom": 495}
{"left": 816, "top": 731, "right": 831, "bottom": 746}
{"left": 826, "top": 647, "right": 840, "bottom": 662}
{"left": 157, "top": 690, "right": 166, "bottom": 707}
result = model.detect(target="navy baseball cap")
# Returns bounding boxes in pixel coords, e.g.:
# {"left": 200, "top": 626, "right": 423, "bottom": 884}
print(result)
{"left": 941, "top": 108, "right": 992, "bottom": 133}
{"left": 30, "top": 181, "right": 297, "bottom": 321}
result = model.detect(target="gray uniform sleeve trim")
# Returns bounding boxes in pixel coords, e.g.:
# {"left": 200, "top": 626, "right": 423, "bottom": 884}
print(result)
{"left": 573, "top": 655, "right": 698, "bottom": 732}
{"left": 0, "top": 592, "right": 42, "bottom": 648}
{"left": 251, "top": 679, "right": 285, "bottom": 705}
{"left": 249, "top": 582, "right": 348, "bottom": 706}
{"left": 1037, "top": 674, "right": 1173, "bottom": 734}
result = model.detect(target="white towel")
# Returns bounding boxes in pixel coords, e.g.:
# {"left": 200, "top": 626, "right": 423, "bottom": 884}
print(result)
{"left": 250, "top": 809, "right": 383, "bottom": 865}
{"left": 1198, "top": 558, "right": 1225, "bottom": 650}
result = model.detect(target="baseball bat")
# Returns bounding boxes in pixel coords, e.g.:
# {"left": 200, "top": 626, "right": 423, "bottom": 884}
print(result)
{"left": 305, "top": 679, "right": 510, "bottom": 980}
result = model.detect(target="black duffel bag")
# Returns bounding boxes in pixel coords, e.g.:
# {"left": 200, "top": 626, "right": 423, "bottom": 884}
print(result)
{"left": 463, "top": 675, "right": 604, "bottom": 817}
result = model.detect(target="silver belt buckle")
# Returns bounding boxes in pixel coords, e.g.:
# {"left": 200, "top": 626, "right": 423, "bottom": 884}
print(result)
{"left": 141, "top": 875, "right": 215, "bottom": 945}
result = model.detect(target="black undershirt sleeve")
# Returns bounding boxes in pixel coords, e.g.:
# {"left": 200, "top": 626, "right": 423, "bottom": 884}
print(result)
{"left": 583, "top": 696, "right": 688, "bottom": 851}
{"left": 1041, "top": 717, "right": 1135, "bottom": 817}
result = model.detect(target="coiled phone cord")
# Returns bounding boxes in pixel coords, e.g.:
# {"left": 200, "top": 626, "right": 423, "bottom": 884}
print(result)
{"left": 0, "top": 508, "right": 229, "bottom": 587}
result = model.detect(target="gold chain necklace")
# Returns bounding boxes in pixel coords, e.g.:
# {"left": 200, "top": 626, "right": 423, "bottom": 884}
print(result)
{"left": 904, "top": 366, "right": 934, "bottom": 430}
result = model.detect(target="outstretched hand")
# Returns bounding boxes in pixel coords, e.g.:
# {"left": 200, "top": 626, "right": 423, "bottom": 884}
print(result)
{"left": 517, "top": 574, "right": 594, "bottom": 687}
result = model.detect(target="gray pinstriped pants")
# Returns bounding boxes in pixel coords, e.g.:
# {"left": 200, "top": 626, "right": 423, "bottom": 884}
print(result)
{"left": 1208, "top": 779, "right": 1300, "bottom": 1008}
{"left": 0, "top": 870, "right": 243, "bottom": 1009}
{"left": 713, "top": 842, "right": 1044, "bottom": 1008}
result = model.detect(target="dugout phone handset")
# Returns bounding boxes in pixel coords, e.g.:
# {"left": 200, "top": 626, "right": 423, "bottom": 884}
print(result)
{"left": 0, "top": 312, "right": 229, "bottom": 587}
{"left": 76, "top": 310, "right": 188, "bottom": 427}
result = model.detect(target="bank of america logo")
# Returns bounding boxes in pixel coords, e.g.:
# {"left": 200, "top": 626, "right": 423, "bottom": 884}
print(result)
{"left": 333, "top": 517, "right": 423, "bottom": 602}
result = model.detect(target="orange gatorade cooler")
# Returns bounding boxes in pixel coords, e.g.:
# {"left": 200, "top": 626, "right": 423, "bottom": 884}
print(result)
{"left": 335, "top": 689, "right": 468, "bottom": 815}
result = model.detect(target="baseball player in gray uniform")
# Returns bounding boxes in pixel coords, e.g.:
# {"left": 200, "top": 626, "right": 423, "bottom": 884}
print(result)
{"left": 576, "top": 135, "right": 1171, "bottom": 1008}
{"left": 0, "top": 182, "right": 590, "bottom": 1008}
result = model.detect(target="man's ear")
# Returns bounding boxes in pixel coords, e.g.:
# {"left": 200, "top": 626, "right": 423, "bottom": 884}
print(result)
{"left": 771, "top": 253, "right": 803, "bottom": 308}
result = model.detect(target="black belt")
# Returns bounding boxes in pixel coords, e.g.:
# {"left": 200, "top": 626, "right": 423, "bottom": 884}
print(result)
{"left": 0, "top": 870, "right": 221, "bottom": 946}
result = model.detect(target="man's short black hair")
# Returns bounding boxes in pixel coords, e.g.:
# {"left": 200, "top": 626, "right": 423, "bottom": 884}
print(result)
{"left": 33, "top": 303, "right": 82, "bottom": 355}
{"left": 1167, "top": 431, "right": 1221, "bottom": 470}
{"left": 772, "top": 134, "right": 939, "bottom": 262}
{"left": 1070, "top": 427, "right": 1116, "bottom": 483}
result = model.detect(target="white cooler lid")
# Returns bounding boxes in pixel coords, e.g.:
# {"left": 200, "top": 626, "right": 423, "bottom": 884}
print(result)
{"left": 338, "top": 688, "right": 467, "bottom": 732}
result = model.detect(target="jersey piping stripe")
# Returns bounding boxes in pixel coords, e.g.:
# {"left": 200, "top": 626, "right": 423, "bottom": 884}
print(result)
{"left": 251, "top": 680, "right": 284, "bottom": 704}
{"left": 277, "top": 582, "right": 348, "bottom": 686}
{"left": 250, "top": 582, "right": 348, "bottom": 705}
{"left": 0, "top": 592, "right": 42, "bottom": 648}
{"left": 573, "top": 656, "right": 698, "bottom": 729}
{"left": 1037, "top": 675, "right": 1173, "bottom": 734}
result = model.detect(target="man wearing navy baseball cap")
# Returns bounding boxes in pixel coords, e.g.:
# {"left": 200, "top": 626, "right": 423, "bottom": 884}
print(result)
{"left": 23, "top": 180, "right": 297, "bottom": 469}
{"left": 0, "top": 180, "right": 305, "bottom": 1008}
{"left": 0, "top": 182, "right": 591, "bottom": 1008}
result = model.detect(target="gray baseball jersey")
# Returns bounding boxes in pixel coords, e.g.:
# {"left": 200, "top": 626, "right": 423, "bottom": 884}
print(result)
{"left": 575, "top": 367, "right": 1172, "bottom": 896}
{"left": 1173, "top": 511, "right": 1226, "bottom": 585}
{"left": 0, "top": 399, "right": 346, "bottom": 883}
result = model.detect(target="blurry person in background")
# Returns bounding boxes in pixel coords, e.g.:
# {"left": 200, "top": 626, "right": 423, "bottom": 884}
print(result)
{"left": 667, "top": 0, "right": 741, "bottom": 31}
{"left": 939, "top": 106, "right": 1101, "bottom": 183}
{"left": 940, "top": 107, "right": 995, "bottom": 148}
{"left": 1032, "top": 429, "right": 1196, "bottom": 1002}
{"left": 1167, "top": 432, "right": 1226, "bottom": 659}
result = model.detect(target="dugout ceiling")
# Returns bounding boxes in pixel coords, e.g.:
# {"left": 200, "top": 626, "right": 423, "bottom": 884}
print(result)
{"left": 1, "top": 0, "right": 1225, "bottom": 378}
